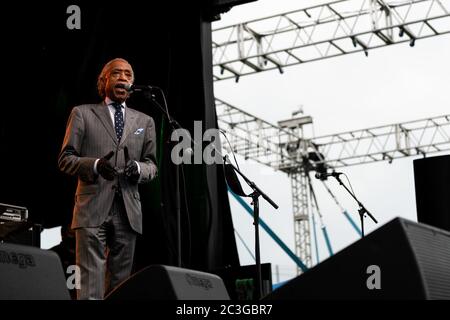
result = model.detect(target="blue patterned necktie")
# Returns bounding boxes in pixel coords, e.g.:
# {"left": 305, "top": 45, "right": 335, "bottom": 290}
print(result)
{"left": 113, "top": 102, "right": 124, "bottom": 141}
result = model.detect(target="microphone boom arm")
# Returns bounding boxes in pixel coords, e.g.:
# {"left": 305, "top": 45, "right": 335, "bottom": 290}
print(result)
{"left": 332, "top": 174, "right": 377, "bottom": 237}
{"left": 224, "top": 156, "right": 278, "bottom": 209}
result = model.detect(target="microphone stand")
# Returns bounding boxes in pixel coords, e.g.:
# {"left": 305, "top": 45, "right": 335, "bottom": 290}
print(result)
{"left": 139, "top": 88, "right": 280, "bottom": 298}
{"left": 140, "top": 89, "right": 183, "bottom": 267}
{"left": 223, "top": 156, "right": 278, "bottom": 300}
{"left": 333, "top": 174, "right": 377, "bottom": 237}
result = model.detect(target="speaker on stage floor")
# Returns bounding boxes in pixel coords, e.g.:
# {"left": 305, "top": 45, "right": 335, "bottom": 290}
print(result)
{"left": 0, "top": 243, "right": 70, "bottom": 300}
{"left": 0, "top": 221, "right": 41, "bottom": 247}
{"left": 106, "top": 265, "right": 230, "bottom": 300}
{"left": 414, "top": 155, "right": 450, "bottom": 231}
{"left": 264, "top": 218, "right": 450, "bottom": 300}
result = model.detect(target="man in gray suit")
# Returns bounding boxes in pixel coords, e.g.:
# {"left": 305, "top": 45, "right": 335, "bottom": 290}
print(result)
{"left": 58, "top": 58, "right": 158, "bottom": 299}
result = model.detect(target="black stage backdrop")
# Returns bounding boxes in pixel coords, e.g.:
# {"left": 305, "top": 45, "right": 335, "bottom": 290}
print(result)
{"left": 0, "top": 1, "right": 239, "bottom": 273}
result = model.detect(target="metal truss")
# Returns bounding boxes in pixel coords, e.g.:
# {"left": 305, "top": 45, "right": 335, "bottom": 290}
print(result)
{"left": 217, "top": 98, "right": 315, "bottom": 270}
{"left": 212, "top": 0, "right": 450, "bottom": 81}
{"left": 217, "top": 98, "right": 450, "bottom": 269}
{"left": 216, "top": 97, "right": 289, "bottom": 167}
{"left": 216, "top": 98, "right": 324, "bottom": 170}
{"left": 311, "top": 114, "right": 450, "bottom": 168}
{"left": 217, "top": 98, "right": 450, "bottom": 170}
{"left": 290, "top": 168, "right": 313, "bottom": 269}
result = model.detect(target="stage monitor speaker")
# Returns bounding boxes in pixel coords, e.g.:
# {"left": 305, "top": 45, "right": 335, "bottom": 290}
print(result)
{"left": 414, "top": 155, "right": 450, "bottom": 231}
{"left": 264, "top": 218, "right": 450, "bottom": 300}
{"left": 0, "top": 221, "right": 41, "bottom": 247}
{"left": 106, "top": 265, "right": 230, "bottom": 300}
{"left": 0, "top": 243, "right": 70, "bottom": 300}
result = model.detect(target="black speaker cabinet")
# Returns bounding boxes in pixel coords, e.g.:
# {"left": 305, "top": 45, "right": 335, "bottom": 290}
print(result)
{"left": 414, "top": 155, "right": 450, "bottom": 231}
{"left": 0, "top": 243, "right": 70, "bottom": 300}
{"left": 106, "top": 265, "right": 230, "bottom": 300}
{"left": 0, "top": 221, "right": 41, "bottom": 247}
{"left": 264, "top": 218, "right": 450, "bottom": 300}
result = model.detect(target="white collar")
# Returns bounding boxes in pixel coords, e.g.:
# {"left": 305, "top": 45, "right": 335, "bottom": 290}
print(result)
{"left": 105, "top": 97, "right": 127, "bottom": 109}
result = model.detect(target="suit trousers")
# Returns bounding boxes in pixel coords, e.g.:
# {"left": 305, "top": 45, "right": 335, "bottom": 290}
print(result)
{"left": 75, "top": 194, "right": 137, "bottom": 300}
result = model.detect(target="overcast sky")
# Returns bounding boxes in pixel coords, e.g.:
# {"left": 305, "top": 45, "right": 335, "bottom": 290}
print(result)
{"left": 212, "top": 0, "right": 450, "bottom": 282}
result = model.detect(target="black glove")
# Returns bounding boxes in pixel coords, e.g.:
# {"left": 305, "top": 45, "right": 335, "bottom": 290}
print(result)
{"left": 124, "top": 146, "right": 140, "bottom": 183}
{"left": 97, "top": 151, "right": 117, "bottom": 181}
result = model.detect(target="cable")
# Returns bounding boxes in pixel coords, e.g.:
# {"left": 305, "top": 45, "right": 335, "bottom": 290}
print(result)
{"left": 153, "top": 85, "right": 193, "bottom": 268}
{"left": 320, "top": 179, "right": 362, "bottom": 236}
{"left": 220, "top": 129, "right": 240, "bottom": 170}
{"left": 234, "top": 228, "right": 256, "bottom": 261}
{"left": 308, "top": 175, "right": 333, "bottom": 257}
{"left": 179, "top": 162, "right": 192, "bottom": 267}
{"left": 342, "top": 173, "right": 357, "bottom": 198}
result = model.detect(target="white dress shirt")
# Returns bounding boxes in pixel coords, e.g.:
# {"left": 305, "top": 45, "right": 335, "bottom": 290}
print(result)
{"left": 93, "top": 98, "right": 140, "bottom": 176}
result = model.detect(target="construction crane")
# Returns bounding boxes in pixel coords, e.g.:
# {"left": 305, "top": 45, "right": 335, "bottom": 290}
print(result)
{"left": 216, "top": 98, "right": 450, "bottom": 270}
{"left": 212, "top": 0, "right": 450, "bottom": 81}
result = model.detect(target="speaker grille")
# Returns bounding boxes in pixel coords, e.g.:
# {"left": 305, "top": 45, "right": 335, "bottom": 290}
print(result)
{"left": 106, "top": 265, "right": 230, "bottom": 300}
{"left": 0, "top": 243, "right": 70, "bottom": 300}
{"left": 404, "top": 221, "right": 450, "bottom": 299}
{"left": 263, "top": 218, "right": 450, "bottom": 300}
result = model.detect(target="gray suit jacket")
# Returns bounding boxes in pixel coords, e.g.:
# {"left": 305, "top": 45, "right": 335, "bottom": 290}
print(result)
{"left": 58, "top": 102, "right": 157, "bottom": 234}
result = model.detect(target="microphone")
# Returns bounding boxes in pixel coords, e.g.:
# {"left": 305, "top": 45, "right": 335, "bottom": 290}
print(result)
{"left": 315, "top": 171, "right": 343, "bottom": 180}
{"left": 116, "top": 83, "right": 154, "bottom": 92}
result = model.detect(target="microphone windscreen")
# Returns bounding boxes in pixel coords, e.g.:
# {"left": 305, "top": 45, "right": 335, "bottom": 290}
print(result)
{"left": 223, "top": 164, "right": 248, "bottom": 197}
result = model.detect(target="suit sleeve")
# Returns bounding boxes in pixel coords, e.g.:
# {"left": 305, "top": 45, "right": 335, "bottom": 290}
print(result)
{"left": 58, "top": 107, "right": 97, "bottom": 183}
{"left": 137, "top": 116, "right": 158, "bottom": 184}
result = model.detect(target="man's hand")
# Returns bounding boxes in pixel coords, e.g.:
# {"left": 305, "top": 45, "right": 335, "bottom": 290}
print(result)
{"left": 124, "top": 146, "right": 139, "bottom": 183}
{"left": 97, "top": 151, "right": 117, "bottom": 181}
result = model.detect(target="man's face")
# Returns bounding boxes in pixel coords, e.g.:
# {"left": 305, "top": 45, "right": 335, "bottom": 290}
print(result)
{"left": 104, "top": 60, "right": 133, "bottom": 103}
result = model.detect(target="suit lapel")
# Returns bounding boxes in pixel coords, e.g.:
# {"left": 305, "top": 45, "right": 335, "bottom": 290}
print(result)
{"left": 92, "top": 102, "right": 118, "bottom": 144}
{"left": 120, "top": 108, "right": 138, "bottom": 147}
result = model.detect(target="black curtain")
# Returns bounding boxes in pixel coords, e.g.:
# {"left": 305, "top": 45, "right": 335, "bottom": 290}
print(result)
{"left": 0, "top": 0, "right": 239, "bottom": 273}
